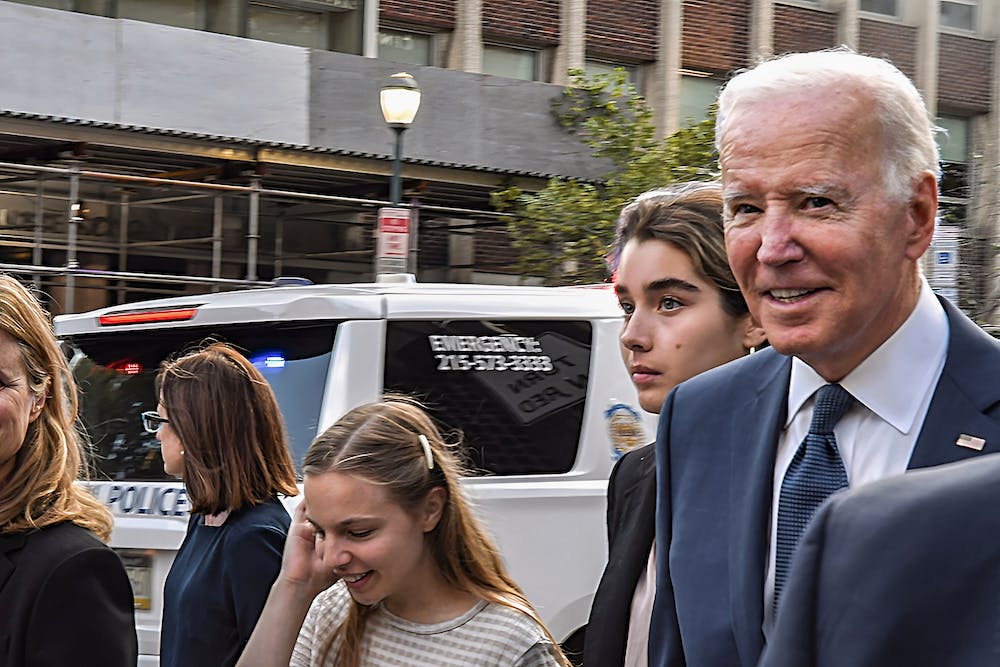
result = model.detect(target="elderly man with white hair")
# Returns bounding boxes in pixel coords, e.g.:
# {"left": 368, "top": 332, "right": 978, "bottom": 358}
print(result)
{"left": 647, "top": 49, "right": 1000, "bottom": 667}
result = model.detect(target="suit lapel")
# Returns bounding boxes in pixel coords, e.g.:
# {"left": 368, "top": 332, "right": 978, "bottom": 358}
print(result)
{"left": 613, "top": 450, "right": 657, "bottom": 601}
{"left": 0, "top": 532, "right": 27, "bottom": 593}
{"left": 909, "top": 297, "right": 1000, "bottom": 469}
{"left": 730, "top": 352, "right": 791, "bottom": 667}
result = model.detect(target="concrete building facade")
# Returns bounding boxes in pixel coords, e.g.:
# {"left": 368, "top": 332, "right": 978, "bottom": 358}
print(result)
{"left": 0, "top": 0, "right": 995, "bottom": 319}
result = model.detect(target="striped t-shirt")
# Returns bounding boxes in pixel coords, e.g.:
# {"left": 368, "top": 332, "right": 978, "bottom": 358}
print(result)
{"left": 290, "top": 581, "right": 563, "bottom": 666}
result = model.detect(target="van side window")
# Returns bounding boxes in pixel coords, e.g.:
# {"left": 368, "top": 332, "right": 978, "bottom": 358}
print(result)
{"left": 66, "top": 322, "right": 337, "bottom": 480}
{"left": 383, "top": 320, "right": 592, "bottom": 475}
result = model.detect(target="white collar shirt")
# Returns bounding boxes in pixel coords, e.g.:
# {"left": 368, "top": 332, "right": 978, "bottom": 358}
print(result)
{"left": 762, "top": 279, "right": 949, "bottom": 634}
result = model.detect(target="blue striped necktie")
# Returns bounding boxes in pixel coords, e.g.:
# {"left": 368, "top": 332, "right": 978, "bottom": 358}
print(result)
{"left": 773, "top": 383, "right": 854, "bottom": 612}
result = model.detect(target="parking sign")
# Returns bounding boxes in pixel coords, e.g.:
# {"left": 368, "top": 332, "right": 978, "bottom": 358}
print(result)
{"left": 377, "top": 207, "right": 411, "bottom": 274}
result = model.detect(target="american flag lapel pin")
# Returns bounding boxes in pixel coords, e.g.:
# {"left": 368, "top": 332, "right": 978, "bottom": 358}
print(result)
{"left": 955, "top": 434, "right": 986, "bottom": 451}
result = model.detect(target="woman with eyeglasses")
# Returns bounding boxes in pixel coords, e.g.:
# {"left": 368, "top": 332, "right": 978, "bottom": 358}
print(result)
{"left": 147, "top": 342, "right": 299, "bottom": 667}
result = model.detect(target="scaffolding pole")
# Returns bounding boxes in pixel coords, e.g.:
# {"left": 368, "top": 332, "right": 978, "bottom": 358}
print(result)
{"left": 66, "top": 164, "right": 80, "bottom": 312}
{"left": 212, "top": 194, "right": 223, "bottom": 293}
{"left": 117, "top": 190, "right": 130, "bottom": 304}
{"left": 32, "top": 179, "right": 43, "bottom": 288}
{"left": 247, "top": 176, "right": 260, "bottom": 281}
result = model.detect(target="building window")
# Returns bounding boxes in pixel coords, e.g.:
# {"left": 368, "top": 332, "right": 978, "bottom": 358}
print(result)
{"left": 379, "top": 29, "right": 432, "bottom": 66}
{"left": 937, "top": 116, "right": 969, "bottom": 164}
{"left": 117, "top": 0, "right": 203, "bottom": 29}
{"left": 936, "top": 115, "right": 970, "bottom": 225}
{"left": 482, "top": 44, "right": 538, "bottom": 81}
{"left": 940, "top": 0, "right": 977, "bottom": 31}
{"left": 584, "top": 59, "right": 637, "bottom": 86}
{"left": 7, "top": 0, "right": 74, "bottom": 8}
{"left": 679, "top": 74, "right": 721, "bottom": 126}
{"left": 247, "top": 2, "right": 327, "bottom": 49}
{"left": 8, "top": 1, "right": 365, "bottom": 52}
{"left": 860, "top": 0, "right": 897, "bottom": 16}
{"left": 10, "top": 0, "right": 106, "bottom": 12}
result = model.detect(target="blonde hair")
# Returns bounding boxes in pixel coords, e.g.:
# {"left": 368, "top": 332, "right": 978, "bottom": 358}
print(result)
{"left": 0, "top": 275, "right": 113, "bottom": 540}
{"left": 303, "top": 396, "right": 570, "bottom": 667}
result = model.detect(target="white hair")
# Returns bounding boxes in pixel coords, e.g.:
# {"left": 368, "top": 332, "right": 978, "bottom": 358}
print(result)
{"left": 716, "top": 48, "right": 940, "bottom": 202}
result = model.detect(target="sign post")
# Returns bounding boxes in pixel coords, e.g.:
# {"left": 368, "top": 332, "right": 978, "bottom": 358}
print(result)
{"left": 376, "top": 207, "right": 411, "bottom": 276}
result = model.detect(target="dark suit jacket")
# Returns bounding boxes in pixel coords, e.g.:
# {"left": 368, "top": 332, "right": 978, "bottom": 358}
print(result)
{"left": 758, "top": 452, "right": 1000, "bottom": 667}
{"left": 0, "top": 521, "right": 138, "bottom": 666}
{"left": 584, "top": 442, "right": 656, "bottom": 666}
{"left": 649, "top": 297, "right": 1000, "bottom": 667}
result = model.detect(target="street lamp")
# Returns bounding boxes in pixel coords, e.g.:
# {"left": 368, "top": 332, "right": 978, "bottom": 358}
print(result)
{"left": 380, "top": 72, "right": 421, "bottom": 205}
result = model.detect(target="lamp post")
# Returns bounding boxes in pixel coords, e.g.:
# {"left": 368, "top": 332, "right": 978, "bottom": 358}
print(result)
{"left": 379, "top": 72, "right": 421, "bottom": 205}
{"left": 376, "top": 73, "right": 421, "bottom": 277}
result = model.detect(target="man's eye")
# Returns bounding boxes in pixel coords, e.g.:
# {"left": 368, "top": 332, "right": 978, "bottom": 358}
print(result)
{"left": 805, "top": 196, "right": 834, "bottom": 209}
{"left": 349, "top": 529, "right": 374, "bottom": 539}
{"left": 660, "top": 297, "right": 682, "bottom": 311}
{"left": 733, "top": 203, "right": 762, "bottom": 216}
{"left": 619, "top": 302, "right": 635, "bottom": 315}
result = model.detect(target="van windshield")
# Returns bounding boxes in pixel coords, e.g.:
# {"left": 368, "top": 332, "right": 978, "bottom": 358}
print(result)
{"left": 63, "top": 322, "right": 337, "bottom": 481}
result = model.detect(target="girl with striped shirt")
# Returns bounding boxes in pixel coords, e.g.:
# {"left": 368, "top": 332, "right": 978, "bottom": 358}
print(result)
{"left": 239, "top": 397, "right": 569, "bottom": 667}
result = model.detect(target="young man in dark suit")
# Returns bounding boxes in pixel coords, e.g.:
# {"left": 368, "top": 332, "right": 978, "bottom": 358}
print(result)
{"left": 647, "top": 49, "right": 1000, "bottom": 667}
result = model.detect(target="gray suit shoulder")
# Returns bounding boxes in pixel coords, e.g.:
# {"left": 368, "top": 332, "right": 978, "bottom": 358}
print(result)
{"left": 822, "top": 452, "right": 1000, "bottom": 539}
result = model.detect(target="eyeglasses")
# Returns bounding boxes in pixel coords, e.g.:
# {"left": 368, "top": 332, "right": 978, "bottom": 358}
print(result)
{"left": 141, "top": 411, "right": 169, "bottom": 434}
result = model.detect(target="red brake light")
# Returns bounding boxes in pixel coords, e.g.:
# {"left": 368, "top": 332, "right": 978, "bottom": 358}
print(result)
{"left": 108, "top": 360, "right": 143, "bottom": 375}
{"left": 98, "top": 307, "right": 198, "bottom": 326}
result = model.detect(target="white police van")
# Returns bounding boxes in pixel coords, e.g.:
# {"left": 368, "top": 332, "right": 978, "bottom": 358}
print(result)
{"left": 54, "top": 280, "right": 655, "bottom": 666}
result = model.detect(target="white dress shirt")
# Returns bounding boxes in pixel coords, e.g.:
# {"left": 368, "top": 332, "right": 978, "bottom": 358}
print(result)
{"left": 624, "top": 544, "right": 656, "bottom": 667}
{"left": 762, "top": 279, "right": 949, "bottom": 633}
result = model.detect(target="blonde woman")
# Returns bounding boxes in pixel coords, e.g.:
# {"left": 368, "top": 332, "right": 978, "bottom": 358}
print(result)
{"left": 0, "top": 275, "right": 136, "bottom": 666}
{"left": 240, "top": 397, "right": 569, "bottom": 667}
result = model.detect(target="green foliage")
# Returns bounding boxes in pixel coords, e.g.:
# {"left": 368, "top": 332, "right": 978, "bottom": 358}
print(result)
{"left": 493, "top": 69, "right": 719, "bottom": 285}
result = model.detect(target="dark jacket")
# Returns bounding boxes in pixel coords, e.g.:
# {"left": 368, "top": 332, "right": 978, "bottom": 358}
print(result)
{"left": 0, "top": 521, "right": 137, "bottom": 666}
{"left": 760, "top": 453, "right": 1000, "bottom": 667}
{"left": 584, "top": 442, "right": 656, "bottom": 666}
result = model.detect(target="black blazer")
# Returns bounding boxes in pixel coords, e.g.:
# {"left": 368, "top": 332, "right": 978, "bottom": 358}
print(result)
{"left": 0, "top": 521, "right": 137, "bottom": 666}
{"left": 584, "top": 442, "right": 656, "bottom": 666}
{"left": 649, "top": 296, "right": 1000, "bottom": 667}
{"left": 759, "top": 453, "right": 1000, "bottom": 667}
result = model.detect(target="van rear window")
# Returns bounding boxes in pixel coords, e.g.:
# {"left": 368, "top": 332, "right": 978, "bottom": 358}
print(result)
{"left": 384, "top": 320, "right": 592, "bottom": 475}
{"left": 63, "top": 322, "right": 337, "bottom": 481}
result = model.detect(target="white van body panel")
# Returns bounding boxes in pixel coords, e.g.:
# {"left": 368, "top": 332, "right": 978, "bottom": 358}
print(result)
{"left": 318, "top": 319, "right": 387, "bottom": 432}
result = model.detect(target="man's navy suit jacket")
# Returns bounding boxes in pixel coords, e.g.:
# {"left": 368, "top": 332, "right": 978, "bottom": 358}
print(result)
{"left": 757, "top": 452, "right": 1000, "bottom": 667}
{"left": 648, "top": 296, "right": 1000, "bottom": 667}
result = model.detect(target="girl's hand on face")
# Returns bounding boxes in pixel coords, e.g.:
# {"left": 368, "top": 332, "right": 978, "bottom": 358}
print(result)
{"left": 281, "top": 502, "right": 340, "bottom": 598}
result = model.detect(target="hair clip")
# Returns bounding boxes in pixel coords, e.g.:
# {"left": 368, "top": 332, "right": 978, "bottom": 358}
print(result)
{"left": 418, "top": 434, "right": 434, "bottom": 470}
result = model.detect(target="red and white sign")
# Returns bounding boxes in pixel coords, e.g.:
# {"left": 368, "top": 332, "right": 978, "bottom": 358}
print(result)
{"left": 376, "top": 207, "right": 411, "bottom": 274}
{"left": 377, "top": 207, "right": 411, "bottom": 259}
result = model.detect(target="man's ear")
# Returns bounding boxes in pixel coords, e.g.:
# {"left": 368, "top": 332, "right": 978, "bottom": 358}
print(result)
{"left": 742, "top": 315, "right": 767, "bottom": 352}
{"left": 421, "top": 487, "right": 447, "bottom": 533}
{"left": 904, "top": 171, "right": 938, "bottom": 261}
